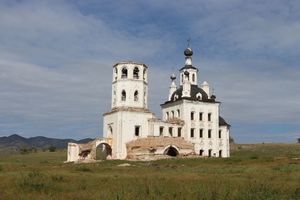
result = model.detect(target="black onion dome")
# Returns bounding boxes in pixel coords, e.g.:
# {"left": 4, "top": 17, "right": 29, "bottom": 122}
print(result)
{"left": 170, "top": 74, "right": 176, "bottom": 80}
{"left": 170, "top": 85, "right": 213, "bottom": 102}
{"left": 184, "top": 48, "right": 193, "bottom": 56}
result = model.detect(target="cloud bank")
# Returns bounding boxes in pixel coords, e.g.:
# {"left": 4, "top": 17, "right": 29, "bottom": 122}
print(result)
{"left": 0, "top": 0, "right": 299, "bottom": 143}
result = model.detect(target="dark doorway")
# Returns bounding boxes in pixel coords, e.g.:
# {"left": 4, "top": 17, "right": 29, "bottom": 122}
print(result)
{"left": 96, "top": 143, "right": 112, "bottom": 160}
{"left": 164, "top": 146, "right": 179, "bottom": 157}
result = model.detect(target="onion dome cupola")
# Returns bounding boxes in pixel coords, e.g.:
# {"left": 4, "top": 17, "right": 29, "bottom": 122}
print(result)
{"left": 168, "top": 74, "right": 177, "bottom": 101}
{"left": 179, "top": 47, "right": 198, "bottom": 86}
{"left": 163, "top": 47, "right": 217, "bottom": 105}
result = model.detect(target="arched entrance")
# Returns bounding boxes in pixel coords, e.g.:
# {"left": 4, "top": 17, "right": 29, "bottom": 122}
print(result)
{"left": 164, "top": 145, "right": 179, "bottom": 157}
{"left": 96, "top": 143, "right": 112, "bottom": 160}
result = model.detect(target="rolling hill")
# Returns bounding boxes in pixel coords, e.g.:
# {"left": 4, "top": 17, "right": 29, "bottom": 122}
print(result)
{"left": 0, "top": 134, "right": 93, "bottom": 150}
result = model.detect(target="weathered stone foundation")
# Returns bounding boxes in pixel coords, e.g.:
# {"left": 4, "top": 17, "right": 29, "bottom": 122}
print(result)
{"left": 126, "top": 136, "right": 195, "bottom": 160}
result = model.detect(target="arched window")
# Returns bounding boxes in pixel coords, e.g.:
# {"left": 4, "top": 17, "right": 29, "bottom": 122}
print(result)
{"left": 166, "top": 112, "right": 169, "bottom": 119}
{"left": 121, "top": 67, "right": 127, "bottom": 79}
{"left": 134, "top": 90, "right": 139, "bottom": 101}
{"left": 177, "top": 109, "right": 180, "bottom": 118}
{"left": 171, "top": 111, "right": 174, "bottom": 118}
{"left": 181, "top": 74, "right": 183, "bottom": 83}
{"left": 192, "top": 74, "right": 195, "bottom": 82}
{"left": 133, "top": 67, "right": 139, "bottom": 79}
{"left": 121, "top": 90, "right": 126, "bottom": 101}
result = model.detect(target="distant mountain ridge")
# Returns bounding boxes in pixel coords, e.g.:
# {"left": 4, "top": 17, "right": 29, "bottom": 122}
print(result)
{"left": 0, "top": 134, "right": 94, "bottom": 150}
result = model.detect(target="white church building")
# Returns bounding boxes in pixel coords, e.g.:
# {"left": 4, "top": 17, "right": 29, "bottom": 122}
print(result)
{"left": 67, "top": 47, "right": 230, "bottom": 162}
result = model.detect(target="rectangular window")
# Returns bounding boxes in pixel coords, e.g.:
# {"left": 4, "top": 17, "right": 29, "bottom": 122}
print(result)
{"left": 178, "top": 128, "right": 182, "bottom": 137}
{"left": 190, "top": 128, "right": 194, "bottom": 138}
{"left": 135, "top": 126, "right": 140, "bottom": 137}
{"left": 199, "top": 112, "right": 203, "bottom": 121}
{"left": 159, "top": 126, "right": 164, "bottom": 136}
{"left": 191, "top": 112, "right": 194, "bottom": 120}
{"left": 208, "top": 129, "right": 212, "bottom": 138}
{"left": 208, "top": 113, "right": 212, "bottom": 121}
{"left": 199, "top": 129, "right": 203, "bottom": 138}
{"left": 219, "top": 130, "right": 222, "bottom": 138}
{"left": 169, "top": 127, "right": 173, "bottom": 137}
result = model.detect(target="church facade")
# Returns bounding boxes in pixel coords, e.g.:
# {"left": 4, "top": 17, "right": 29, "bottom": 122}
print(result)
{"left": 67, "top": 47, "right": 230, "bottom": 162}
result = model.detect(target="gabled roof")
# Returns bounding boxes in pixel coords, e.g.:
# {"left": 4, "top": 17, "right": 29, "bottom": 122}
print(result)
{"left": 219, "top": 116, "right": 230, "bottom": 127}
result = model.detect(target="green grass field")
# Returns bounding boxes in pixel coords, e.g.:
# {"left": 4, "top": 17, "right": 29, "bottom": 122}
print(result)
{"left": 0, "top": 144, "right": 299, "bottom": 200}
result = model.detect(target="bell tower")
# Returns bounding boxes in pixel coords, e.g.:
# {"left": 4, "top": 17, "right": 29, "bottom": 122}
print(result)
{"left": 111, "top": 61, "right": 148, "bottom": 109}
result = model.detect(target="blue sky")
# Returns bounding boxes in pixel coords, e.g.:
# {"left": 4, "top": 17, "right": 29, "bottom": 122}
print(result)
{"left": 0, "top": 0, "right": 300, "bottom": 143}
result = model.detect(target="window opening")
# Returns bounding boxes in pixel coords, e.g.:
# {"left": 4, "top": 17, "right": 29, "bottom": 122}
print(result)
{"left": 178, "top": 128, "right": 182, "bottom": 137}
{"left": 134, "top": 90, "right": 139, "bottom": 101}
{"left": 133, "top": 67, "right": 139, "bottom": 79}
{"left": 135, "top": 126, "right": 140, "bottom": 137}
{"left": 121, "top": 67, "right": 128, "bottom": 78}
{"left": 191, "top": 128, "right": 194, "bottom": 138}
{"left": 121, "top": 90, "right": 126, "bottom": 101}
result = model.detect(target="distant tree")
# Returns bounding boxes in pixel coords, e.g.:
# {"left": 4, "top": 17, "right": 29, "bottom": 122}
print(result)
{"left": 297, "top": 138, "right": 300, "bottom": 143}
{"left": 19, "top": 148, "right": 29, "bottom": 154}
{"left": 229, "top": 136, "right": 235, "bottom": 144}
{"left": 48, "top": 146, "right": 56, "bottom": 152}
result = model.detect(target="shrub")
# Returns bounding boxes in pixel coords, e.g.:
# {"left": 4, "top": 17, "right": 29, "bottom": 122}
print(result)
{"left": 19, "top": 148, "right": 29, "bottom": 154}
{"left": 48, "top": 146, "right": 56, "bottom": 152}
{"left": 297, "top": 138, "right": 300, "bottom": 143}
{"left": 294, "top": 188, "right": 300, "bottom": 199}
{"left": 76, "top": 166, "right": 92, "bottom": 172}
{"left": 250, "top": 155, "right": 258, "bottom": 159}
{"left": 51, "top": 175, "right": 64, "bottom": 182}
{"left": 19, "top": 147, "right": 38, "bottom": 154}
{"left": 18, "top": 171, "right": 51, "bottom": 192}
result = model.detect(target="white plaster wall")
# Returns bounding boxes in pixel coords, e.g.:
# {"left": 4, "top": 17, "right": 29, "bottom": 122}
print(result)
{"left": 103, "top": 111, "right": 154, "bottom": 159}
{"left": 67, "top": 143, "right": 79, "bottom": 162}
{"left": 161, "top": 100, "right": 230, "bottom": 157}
{"left": 219, "top": 126, "right": 230, "bottom": 157}
{"left": 148, "top": 120, "right": 183, "bottom": 137}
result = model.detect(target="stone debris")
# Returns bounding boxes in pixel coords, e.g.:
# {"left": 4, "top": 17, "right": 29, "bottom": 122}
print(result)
{"left": 117, "top": 163, "right": 132, "bottom": 167}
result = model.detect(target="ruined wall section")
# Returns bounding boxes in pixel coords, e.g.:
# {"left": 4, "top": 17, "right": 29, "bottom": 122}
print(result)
{"left": 126, "top": 136, "right": 195, "bottom": 160}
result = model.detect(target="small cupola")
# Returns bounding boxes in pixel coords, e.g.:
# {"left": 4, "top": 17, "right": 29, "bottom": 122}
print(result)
{"left": 179, "top": 47, "right": 198, "bottom": 86}
{"left": 168, "top": 74, "right": 177, "bottom": 101}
